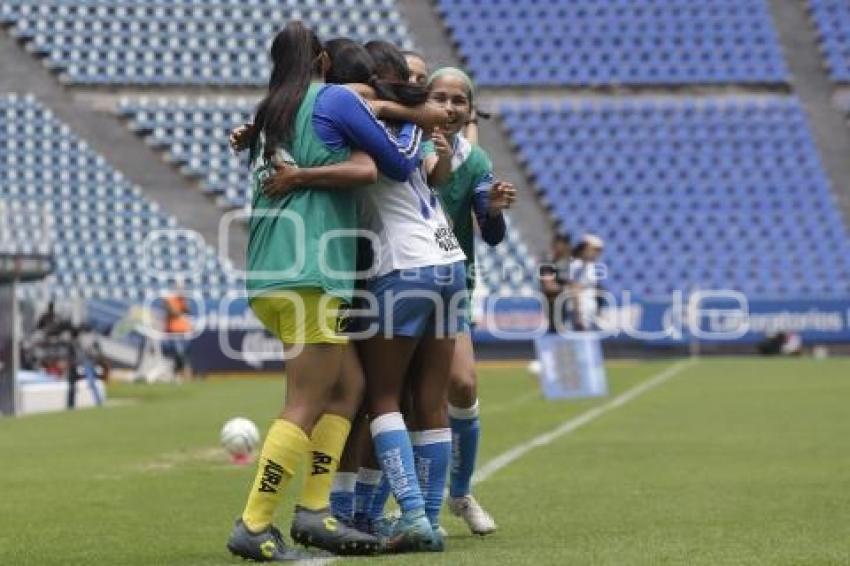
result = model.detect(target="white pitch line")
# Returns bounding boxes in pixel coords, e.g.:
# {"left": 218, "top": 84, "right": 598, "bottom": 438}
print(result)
{"left": 294, "top": 358, "right": 696, "bottom": 564}
{"left": 471, "top": 358, "right": 697, "bottom": 485}
{"left": 481, "top": 388, "right": 540, "bottom": 415}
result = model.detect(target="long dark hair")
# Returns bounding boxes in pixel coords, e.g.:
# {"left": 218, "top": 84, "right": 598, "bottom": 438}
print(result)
{"left": 325, "top": 38, "right": 375, "bottom": 85}
{"left": 364, "top": 40, "right": 429, "bottom": 106}
{"left": 249, "top": 21, "right": 323, "bottom": 161}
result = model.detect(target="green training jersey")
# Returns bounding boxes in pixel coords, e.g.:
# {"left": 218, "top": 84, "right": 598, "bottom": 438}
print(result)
{"left": 246, "top": 83, "right": 355, "bottom": 301}
{"left": 423, "top": 135, "right": 494, "bottom": 277}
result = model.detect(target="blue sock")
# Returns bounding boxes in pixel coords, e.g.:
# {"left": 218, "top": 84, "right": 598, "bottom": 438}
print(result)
{"left": 329, "top": 472, "right": 356, "bottom": 521}
{"left": 370, "top": 412, "right": 425, "bottom": 514}
{"left": 368, "top": 474, "right": 392, "bottom": 520}
{"left": 353, "top": 467, "right": 382, "bottom": 519}
{"left": 449, "top": 400, "right": 480, "bottom": 498}
{"left": 412, "top": 429, "right": 452, "bottom": 527}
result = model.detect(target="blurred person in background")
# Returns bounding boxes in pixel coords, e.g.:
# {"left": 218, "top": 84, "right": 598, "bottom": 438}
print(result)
{"left": 539, "top": 232, "right": 573, "bottom": 333}
{"left": 569, "top": 234, "right": 605, "bottom": 331}
{"left": 162, "top": 288, "right": 193, "bottom": 380}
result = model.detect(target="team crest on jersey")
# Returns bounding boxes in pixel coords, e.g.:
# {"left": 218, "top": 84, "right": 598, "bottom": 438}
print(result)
{"left": 335, "top": 304, "right": 351, "bottom": 333}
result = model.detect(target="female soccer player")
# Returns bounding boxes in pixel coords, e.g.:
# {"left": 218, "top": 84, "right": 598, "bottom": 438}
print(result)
{"left": 404, "top": 51, "right": 429, "bottom": 87}
{"left": 258, "top": 41, "right": 468, "bottom": 553}
{"left": 405, "top": 51, "right": 485, "bottom": 144}
{"left": 347, "top": 60, "right": 515, "bottom": 539}
{"left": 424, "top": 67, "right": 516, "bottom": 536}
{"left": 226, "top": 22, "right": 446, "bottom": 561}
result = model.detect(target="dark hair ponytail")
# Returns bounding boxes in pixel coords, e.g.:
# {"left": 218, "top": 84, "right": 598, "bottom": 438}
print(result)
{"left": 249, "top": 21, "right": 323, "bottom": 161}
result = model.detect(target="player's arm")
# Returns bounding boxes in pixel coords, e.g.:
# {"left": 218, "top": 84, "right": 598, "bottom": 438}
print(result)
{"left": 314, "top": 85, "right": 423, "bottom": 182}
{"left": 262, "top": 151, "right": 378, "bottom": 199}
{"left": 370, "top": 99, "right": 449, "bottom": 132}
{"left": 471, "top": 172, "right": 516, "bottom": 246}
{"left": 423, "top": 130, "right": 452, "bottom": 186}
{"left": 345, "top": 84, "right": 449, "bottom": 131}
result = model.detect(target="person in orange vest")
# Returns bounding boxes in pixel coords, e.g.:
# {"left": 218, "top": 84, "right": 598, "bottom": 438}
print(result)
{"left": 163, "top": 291, "right": 193, "bottom": 380}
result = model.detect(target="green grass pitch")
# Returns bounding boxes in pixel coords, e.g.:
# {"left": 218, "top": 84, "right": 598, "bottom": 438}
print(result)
{"left": 2, "top": 357, "right": 850, "bottom": 565}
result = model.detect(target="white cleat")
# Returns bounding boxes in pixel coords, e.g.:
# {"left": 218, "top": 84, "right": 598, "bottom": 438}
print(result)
{"left": 448, "top": 495, "right": 497, "bottom": 536}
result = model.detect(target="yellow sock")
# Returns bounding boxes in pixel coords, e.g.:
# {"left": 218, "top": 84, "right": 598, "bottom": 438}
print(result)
{"left": 298, "top": 413, "right": 352, "bottom": 511}
{"left": 241, "top": 419, "right": 310, "bottom": 532}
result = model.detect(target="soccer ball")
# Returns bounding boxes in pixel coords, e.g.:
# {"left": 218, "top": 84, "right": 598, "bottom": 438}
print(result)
{"left": 220, "top": 418, "right": 260, "bottom": 461}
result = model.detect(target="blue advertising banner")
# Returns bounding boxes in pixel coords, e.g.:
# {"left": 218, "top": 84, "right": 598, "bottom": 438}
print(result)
{"left": 188, "top": 297, "right": 284, "bottom": 373}
{"left": 89, "top": 293, "right": 850, "bottom": 373}
{"left": 472, "top": 294, "right": 850, "bottom": 345}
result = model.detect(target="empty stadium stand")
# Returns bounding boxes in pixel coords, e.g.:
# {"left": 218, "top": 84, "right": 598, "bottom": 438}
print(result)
{"left": 807, "top": 0, "right": 850, "bottom": 83}
{"left": 499, "top": 96, "right": 850, "bottom": 298}
{"left": 117, "top": 97, "right": 253, "bottom": 210}
{"left": 0, "top": 0, "right": 414, "bottom": 85}
{"left": 0, "top": 93, "right": 240, "bottom": 301}
{"left": 435, "top": 0, "right": 789, "bottom": 86}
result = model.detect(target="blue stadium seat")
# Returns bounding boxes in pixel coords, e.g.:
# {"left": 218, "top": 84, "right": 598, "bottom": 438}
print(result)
{"left": 1, "top": 0, "right": 414, "bottom": 85}
{"left": 808, "top": 0, "right": 850, "bottom": 83}
{"left": 499, "top": 96, "right": 850, "bottom": 299}
{"left": 436, "top": 0, "right": 789, "bottom": 87}
{"left": 0, "top": 93, "right": 242, "bottom": 301}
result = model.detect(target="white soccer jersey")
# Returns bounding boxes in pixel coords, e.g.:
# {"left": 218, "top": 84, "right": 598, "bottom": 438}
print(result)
{"left": 358, "top": 163, "right": 466, "bottom": 277}
{"left": 570, "top": 258, "right": 599, "bottom": 328}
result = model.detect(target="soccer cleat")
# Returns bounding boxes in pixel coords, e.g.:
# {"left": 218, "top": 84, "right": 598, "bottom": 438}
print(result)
{"left": 448, "top": 495, "right": 497, "bottom": 535}
{"left": 226, "top": 519, "right": 313, "bottom": 562}
{"left": 368, "top": 515, "right": 397, "bottom": 539}
{"left": 386, "top": 508, "right": 444, "bottom": 553}
{"left": 290, "top": 506, "right": 382, "bottom": 556}
{"left": 351, "top": 512, "right": 370, "bottom": 535}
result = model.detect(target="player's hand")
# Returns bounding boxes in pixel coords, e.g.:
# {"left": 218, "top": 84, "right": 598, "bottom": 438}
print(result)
{"left": 229, "top": 123, "right": 254, "bottom": 153}
{"left": 261, "top": 163, "right": 300, "bottom": 199}
{"left": 432, "top": 128, "right": 451, "bottom": 159}
{"left": 424, "top": 103, "right": 451, "bottom": 130}
{"left": 488, "top": 181, "right": 517, "bottom": 213}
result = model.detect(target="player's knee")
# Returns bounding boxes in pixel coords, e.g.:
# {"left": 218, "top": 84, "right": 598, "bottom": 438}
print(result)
{"left": 344, "top": 374, "right": 366, "bottom": 412}
{"left": 280, "top": 403, "right": 324, "bottom": 434}
{"left": 449, "top": 368, "right": 477, "bottom": 407}
{"left": 414, "top": 401, "right": 448, "bottom": 430}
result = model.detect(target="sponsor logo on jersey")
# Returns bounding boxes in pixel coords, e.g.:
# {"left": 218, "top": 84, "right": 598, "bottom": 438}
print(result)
{"left": 435, "top": 225, "right": 461, "bottom": 252}
{"left": 335, "top": 304, "right": 351, "bottom": 333}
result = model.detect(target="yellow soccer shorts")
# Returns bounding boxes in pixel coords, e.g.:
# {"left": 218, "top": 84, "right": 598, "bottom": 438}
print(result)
{"left": 250, "top": 288, "right": 349, "bottom": 345}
